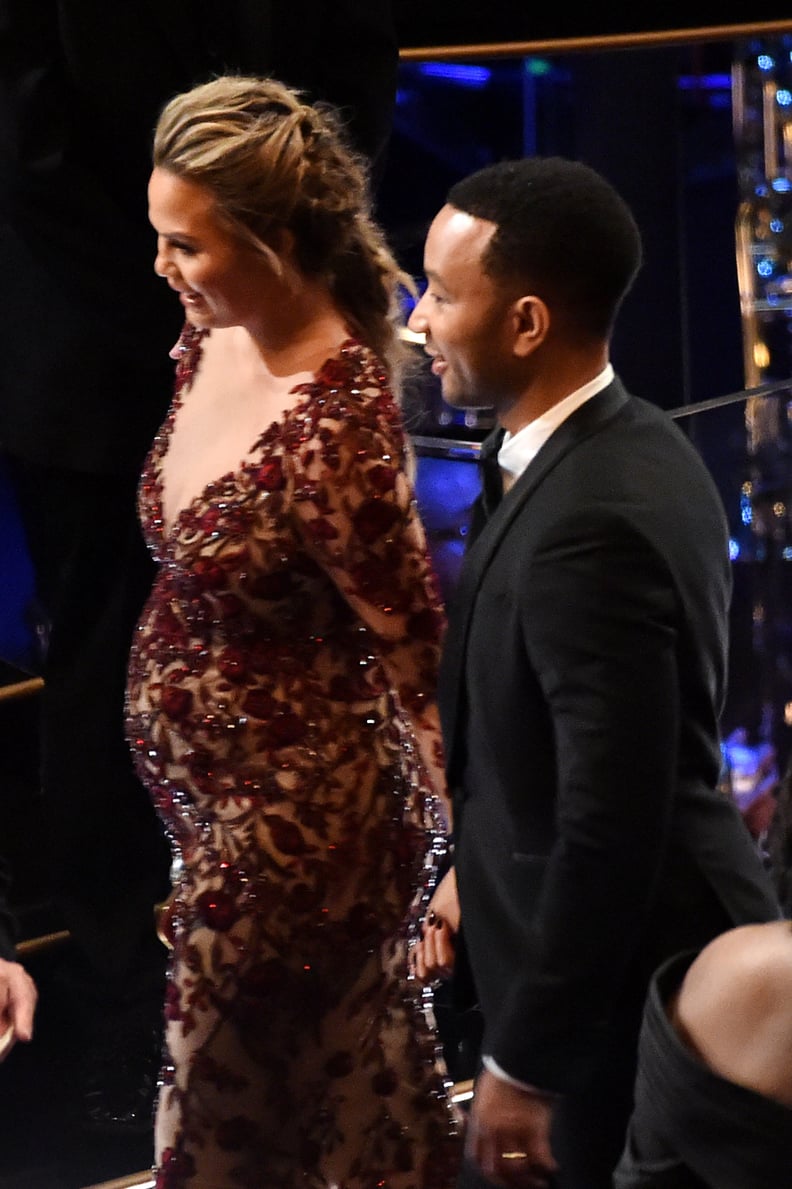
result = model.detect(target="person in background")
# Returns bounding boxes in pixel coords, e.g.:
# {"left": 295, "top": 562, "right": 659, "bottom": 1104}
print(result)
{"left": 0, "top": 0, "right": 397, "bottom": 1133}
{"left": 614, "top": 920, "right": 792, "bottom": 1188}
{"left": 408, "top": 156, "right": 781, "bottom": 1189}
{"left": 125, "top": 74, "right": 462, "bottom": 1187}
{"left": 720, "top": 725, "right": 779, "bottom": 850}
{"left": 0, "top": 857, "right": 36, "bottom": 1062}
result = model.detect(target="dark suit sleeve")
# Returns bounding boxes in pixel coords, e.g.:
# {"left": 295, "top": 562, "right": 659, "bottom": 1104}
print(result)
{"left": 488, "top": 509, "right": 681, "bottom": 1087}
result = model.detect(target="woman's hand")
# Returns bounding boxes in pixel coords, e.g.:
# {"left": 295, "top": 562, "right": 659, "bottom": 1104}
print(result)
{"left": 410, "top": 866, "right": 459, "bottom": 984}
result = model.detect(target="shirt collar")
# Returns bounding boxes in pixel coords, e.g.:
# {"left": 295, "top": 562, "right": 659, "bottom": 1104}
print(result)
{"left": 497, "top": 364, "right": 614, "bottom": 482}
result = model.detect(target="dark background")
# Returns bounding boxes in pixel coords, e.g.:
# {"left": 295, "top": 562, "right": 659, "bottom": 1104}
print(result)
{"left": 2, "top": 12, "right": 792, "bottom": 1185}
{"left": 2, "top": 5, "right": 790, "bottom": 942}
{"left": 4, "top": 7, "right": 790, "bottom": 939}
{"left": 375, "top": 19, "right": 792, "bottom": 765}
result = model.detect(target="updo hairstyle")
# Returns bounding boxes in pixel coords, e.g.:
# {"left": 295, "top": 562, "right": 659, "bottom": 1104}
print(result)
{"left": 153, "top": 75, "right": 411, "bottom": 384}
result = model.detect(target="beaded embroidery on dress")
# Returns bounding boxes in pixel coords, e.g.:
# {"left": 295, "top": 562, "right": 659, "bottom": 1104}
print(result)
{"left": 126, "top": 324, "right": 461, "bottom": 1188}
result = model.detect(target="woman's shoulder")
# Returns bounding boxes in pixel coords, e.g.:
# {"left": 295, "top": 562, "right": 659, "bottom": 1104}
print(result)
{"left": 316, "top": 338, "right": 390, "bottom": 391}
{"left": 294, "top": 338, "right": 401, "bottom": 424}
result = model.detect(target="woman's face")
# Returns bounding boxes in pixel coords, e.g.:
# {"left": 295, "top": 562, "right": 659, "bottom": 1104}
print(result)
{"left": 148, "top": 167, "right": 277, "bottom": 330}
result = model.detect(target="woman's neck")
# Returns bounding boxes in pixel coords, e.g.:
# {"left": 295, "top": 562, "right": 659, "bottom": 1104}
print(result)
{"left": 244, "top": 279, "right": 350, "bottom": 377}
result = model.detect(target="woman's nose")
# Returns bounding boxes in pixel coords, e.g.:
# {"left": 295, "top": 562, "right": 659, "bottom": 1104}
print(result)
{"left": 154, "top": 245, "right": 174, "bottom": 279}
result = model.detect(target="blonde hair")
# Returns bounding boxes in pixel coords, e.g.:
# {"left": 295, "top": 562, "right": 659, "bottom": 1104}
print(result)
{"left": 153, "top": 75, "right": 413, "bottom": 388}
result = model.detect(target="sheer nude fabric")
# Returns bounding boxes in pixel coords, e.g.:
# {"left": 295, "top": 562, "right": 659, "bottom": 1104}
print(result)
{"left": 126, "top": 326, "right": 461, "bottom": 1188}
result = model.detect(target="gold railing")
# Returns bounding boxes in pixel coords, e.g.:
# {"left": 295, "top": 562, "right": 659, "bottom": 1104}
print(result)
{"left": 0, "top": 675, "right": 43, "bottom": 702}
{"left": 16, "top": 928, "right": 71, "bottom": 959}
{"left": 400, "top": 20, "right": 792, "bottom": 61}
{"left": 81, "top": 1174, "right": 155, "bottom": 1189}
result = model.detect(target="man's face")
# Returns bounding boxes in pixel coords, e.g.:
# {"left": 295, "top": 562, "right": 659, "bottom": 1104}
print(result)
{"left": 408, "top": 205, "right": 518, "bottom": 409}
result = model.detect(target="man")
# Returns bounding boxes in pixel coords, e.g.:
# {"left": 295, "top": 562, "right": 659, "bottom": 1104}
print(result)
{"left": 614, "top": 920, "right": 792, "bottom": 1188}
{"left": 0, "top": 0, "right": 397, "bottom": 1133}
{"left": 408, "top": 157, "right": 780, "bottom": 1188}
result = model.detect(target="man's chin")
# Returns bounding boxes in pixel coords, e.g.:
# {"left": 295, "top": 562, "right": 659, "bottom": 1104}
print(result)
{"left": 438, "top": 382, "right": 471, "bottom": 409}
{"left": 440, "top": 386, "right": 487, "bottom": 412}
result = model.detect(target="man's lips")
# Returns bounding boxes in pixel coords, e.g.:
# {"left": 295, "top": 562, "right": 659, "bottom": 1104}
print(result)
{"left": 426, "top": 349, "right": 447, "bottom": 376}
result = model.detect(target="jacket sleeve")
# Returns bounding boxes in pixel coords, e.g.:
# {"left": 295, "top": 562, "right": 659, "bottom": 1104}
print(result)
{"left": 487, "top": 508, "right": 682, "bottom": 1091}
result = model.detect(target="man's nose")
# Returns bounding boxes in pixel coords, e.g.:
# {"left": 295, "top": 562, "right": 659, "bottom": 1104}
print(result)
{"left": 408, "top": 293, "right": 428, "bottom": 332}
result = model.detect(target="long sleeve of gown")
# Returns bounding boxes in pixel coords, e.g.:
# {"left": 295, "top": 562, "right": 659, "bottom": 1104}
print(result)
{"left": 287, "top": 348, "right": 451, "bottom": 827}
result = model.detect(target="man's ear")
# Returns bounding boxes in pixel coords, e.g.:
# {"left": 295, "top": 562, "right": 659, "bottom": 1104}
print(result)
{"left": 511, "top": 295, "right": 550, "bottom": 356}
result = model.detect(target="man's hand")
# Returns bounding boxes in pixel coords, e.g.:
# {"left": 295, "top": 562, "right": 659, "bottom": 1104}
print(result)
{"left": 0, "top": 957, "right": 37, "bottom": 1060}
{"left": 465, "top": 1067, "right": 559, "bottom": 1188}
{"left": 410, "top": 866, "right": 459, "bottom": 984}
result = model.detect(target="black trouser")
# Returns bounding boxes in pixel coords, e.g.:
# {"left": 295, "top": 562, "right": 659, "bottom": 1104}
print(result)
{"left": 6, "top": 455, "right": 171, "bottom": 1001}
{"left": 614, "top": 950, "right": 792, "bottom": 1189}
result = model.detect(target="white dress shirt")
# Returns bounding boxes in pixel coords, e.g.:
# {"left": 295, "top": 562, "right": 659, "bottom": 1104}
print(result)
{"left": 497, "top": 364, "right": 614, "bottom": 491}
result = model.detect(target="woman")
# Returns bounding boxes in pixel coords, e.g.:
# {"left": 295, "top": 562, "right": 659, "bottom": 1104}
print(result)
{"left": 126, "top": 76, "right": 462, "bottom": 1188}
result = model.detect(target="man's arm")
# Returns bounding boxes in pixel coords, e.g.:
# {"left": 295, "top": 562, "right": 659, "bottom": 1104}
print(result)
{"left": 490, "top": 510, "right": 682, "bottom": 1089}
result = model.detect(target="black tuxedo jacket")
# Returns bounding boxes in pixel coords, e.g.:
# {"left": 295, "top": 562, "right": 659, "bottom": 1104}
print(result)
{"left": 0, "top": 0, "right": 397, "bottom": 473}
{"left": 441, "top": 378, "right": 780, "bottom": 1096}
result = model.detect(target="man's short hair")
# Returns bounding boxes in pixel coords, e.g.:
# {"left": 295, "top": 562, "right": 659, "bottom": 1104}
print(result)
{"left": 447, "top": 157, "right": 643, "bottom": 339}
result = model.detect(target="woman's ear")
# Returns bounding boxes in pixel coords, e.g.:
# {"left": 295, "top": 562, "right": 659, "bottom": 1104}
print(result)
{"left": 511, "top": 295, "right": 550, "bottom": 356}
{"left": 269, "top": 226, "right": 296, "bottom": 262}
{"left": 250, "top": 226, "right": 297, "bottom": 282}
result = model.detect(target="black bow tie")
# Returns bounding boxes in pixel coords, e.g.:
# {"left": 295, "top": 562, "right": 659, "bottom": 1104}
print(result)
{"left": 467, "top": 429, "right": 505, "bottom": 544}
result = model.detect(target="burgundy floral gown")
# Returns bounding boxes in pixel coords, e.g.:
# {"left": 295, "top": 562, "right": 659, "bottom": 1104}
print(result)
{"left": 126, "top": 326, "right": 462, "bottom": 1188}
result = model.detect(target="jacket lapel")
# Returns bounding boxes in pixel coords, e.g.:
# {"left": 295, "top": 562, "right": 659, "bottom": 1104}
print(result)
{"left": 440, "top": 379, "right": 631, "bottom": 784}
